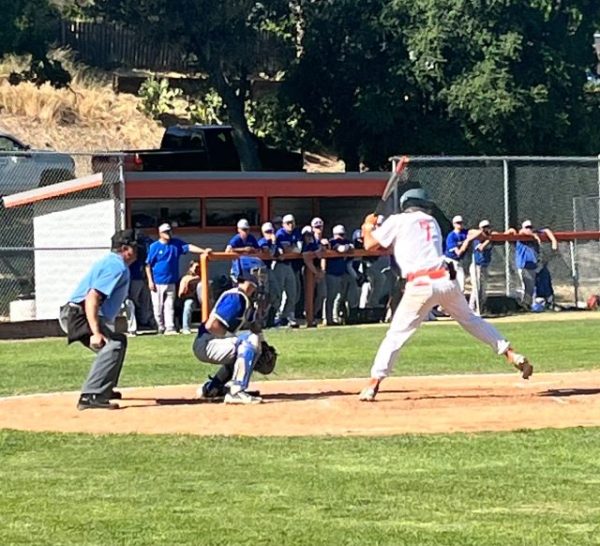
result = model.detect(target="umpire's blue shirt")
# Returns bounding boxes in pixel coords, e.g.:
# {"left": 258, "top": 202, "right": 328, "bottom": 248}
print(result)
{"left": 146, "top": 238, "right": 190, "bottom": 284}
{"left": 69, "top": 252, "right": 130, "bottom": 321}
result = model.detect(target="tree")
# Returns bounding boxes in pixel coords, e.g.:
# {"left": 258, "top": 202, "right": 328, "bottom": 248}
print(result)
{"left": 0, "top": 0, "right": 70, "bottom": 88}
{"left": 88, "top": 0, "right": 296, "bottom": 170}
{"left": 285, "top": 0, "right": 600, "bottom": 167}
{"left": 387, "top": 0, "right": 600, "bottom": 155}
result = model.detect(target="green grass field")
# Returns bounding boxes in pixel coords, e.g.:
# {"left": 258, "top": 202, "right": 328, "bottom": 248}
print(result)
{"left": 2, "top": 316, "right": 600, "bottom": 545}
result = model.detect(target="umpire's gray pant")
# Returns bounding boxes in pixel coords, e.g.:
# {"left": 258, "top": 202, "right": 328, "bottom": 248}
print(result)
{"left": 81, "top": 319, "right": 128, "bottom": 396}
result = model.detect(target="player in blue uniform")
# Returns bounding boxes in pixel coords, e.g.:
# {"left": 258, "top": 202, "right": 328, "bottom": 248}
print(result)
{"left": 273, "top": 213, "right": 302, "bottom": 327}
{"left": 514, "top": 220, "right": 557, "bottom": 308}
{"left": 257, "top": 221, "right": 283, "bottom": 326}
{"left": 225, "top": 218, "right": 259, "bottom": 253}
{"left": 193, "top": 256, "right": 267, "bottom": 404}
{"left": 444, "top": 214, "right": 469, "bottom": 291}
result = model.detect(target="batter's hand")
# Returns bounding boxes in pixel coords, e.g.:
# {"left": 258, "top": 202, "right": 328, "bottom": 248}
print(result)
{"left": 361, "top": 213, "right": 378, "bottom": 237}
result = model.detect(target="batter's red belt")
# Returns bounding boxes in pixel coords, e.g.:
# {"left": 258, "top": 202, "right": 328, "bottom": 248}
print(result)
{"left": 406, "top": 267, "right": 448, "bottom": 282}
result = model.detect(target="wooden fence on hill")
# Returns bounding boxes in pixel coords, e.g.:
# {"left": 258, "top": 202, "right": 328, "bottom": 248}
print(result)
{"left": 58, "top": 20, "right": 194, "bottom": 72}
{"left": 57, "top": 20, "right": 293, "bottom": 74}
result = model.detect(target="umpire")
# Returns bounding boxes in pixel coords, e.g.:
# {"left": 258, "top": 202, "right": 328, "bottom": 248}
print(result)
{"left": 59, "top": 230, "right": 137, "bottom": 410}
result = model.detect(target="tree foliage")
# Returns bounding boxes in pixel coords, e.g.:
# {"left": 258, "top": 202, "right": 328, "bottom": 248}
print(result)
{"left": 285, "top": 0, "right": 600, "bottom": 168}
{"left": 0, "top": 0, "right": 71, "bottom": 88}
{"left": 89, "top": 0, "right": 296, "bottom": 170}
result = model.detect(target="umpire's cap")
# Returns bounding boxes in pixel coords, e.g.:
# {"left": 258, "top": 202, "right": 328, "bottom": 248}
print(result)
{"left": 111, "top": 229, "right": 137, "bottom": 251}
{"left": 399, "top": 188, "right": 432, "bottom": 211}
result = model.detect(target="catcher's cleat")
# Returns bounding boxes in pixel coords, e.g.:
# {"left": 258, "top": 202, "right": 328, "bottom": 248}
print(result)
{"left": 197, "top": 377, "right": 227, "bottom": 400}
{"left": 506, "top": 350, "right": 533, "bottom": 379}
{"left": 224, "top": 391, "right": 263, "bottom": 405}
{"left": 359, "top": 378, "right": 381, "bottom": 402}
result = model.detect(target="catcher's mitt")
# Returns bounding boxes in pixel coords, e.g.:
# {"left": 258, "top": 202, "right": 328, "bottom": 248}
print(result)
{"left": 254, "top": 341, "right": 278, "bottom": 375}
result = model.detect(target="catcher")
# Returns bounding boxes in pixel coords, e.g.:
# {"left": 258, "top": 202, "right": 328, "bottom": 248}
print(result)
{"left": 193, "top": 256, "right": 277, "bottom": 404}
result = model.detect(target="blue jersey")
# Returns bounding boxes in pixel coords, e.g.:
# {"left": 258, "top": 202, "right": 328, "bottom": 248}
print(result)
{"left": 207, "top": 288, "right": 254, "bottom": 334}
{"left": 326, "top": 238, "right": 352, "bottom": 276}
{"left": 257, "top": 237, "right": 281, "bottom": 267}
{"left": 228, "top": 233, "right": 259, "bottom": 249}
{"left": 276, "top": 227, "right": 303, "bottom": 271}
{"left": 445, "top": 229, "right": 468, "bottom": 260}
{"left": 516, "top": 239, "right": 540, "bottom": 269}
{"left": 69, "top": 252, "right": 130, "bottom": 321}
{"left": 146, "top": 238, "right": 189, "bottom": 284}
{"left": 129, "top": 234, "right": 153, "bottom": 281}
{"left": 472, "top": 239, "right": 492, "bottom": 267}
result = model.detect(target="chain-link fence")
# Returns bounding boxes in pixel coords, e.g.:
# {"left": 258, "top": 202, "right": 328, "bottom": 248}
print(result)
{"left": 0, "top": 151, "right": 124, "bottom": 321}
{"left": 392, "top": 156, "right": 600, "bottom": 306}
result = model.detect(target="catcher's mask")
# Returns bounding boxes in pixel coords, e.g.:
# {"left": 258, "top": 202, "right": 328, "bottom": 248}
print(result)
{"left": 231, "top": 256, "right": 267, "bottom": 289}
{"left": 399, "top": 187, "right": 432, "bottom": 212}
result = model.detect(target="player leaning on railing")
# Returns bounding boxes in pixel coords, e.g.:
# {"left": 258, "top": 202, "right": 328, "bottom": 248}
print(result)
{"left": 358, "top": 188, "right": 533, "bottom": 402}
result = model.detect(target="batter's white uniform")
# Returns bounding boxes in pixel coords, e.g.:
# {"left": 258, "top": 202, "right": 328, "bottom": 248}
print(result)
{"left": 369, "top": 210, "right": 510, "bottom": 379}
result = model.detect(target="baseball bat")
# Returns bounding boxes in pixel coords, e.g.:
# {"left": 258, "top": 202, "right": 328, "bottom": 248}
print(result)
{"left": 374, "top": 155, "right": 410, "bottom": 216}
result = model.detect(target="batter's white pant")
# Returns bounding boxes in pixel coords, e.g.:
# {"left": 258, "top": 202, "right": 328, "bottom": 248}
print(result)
{"left": 151, "top": 283, "right": 176, "bottom": 333}
{"left": 469, "top": 263, "right": 489, "bottom": 316}
{"left": 370, "top": 275, "right": 511, "bottom": 379}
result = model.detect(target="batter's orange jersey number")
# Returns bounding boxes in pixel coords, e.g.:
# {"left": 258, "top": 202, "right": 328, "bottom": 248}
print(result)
{"left": 419, "top": 220, "right": 432, "bottom": 241}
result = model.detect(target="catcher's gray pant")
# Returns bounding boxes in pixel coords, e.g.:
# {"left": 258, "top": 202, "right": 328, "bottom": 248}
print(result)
{"left": 469, "top": 263, "right": 489, "bottom": 315}
{"left": 193, "top": 331, "right": 262, "bottom": 390}
{"left": 274, "top": 263, "right": 299, "bottom": 322}
{"left": 518, "top": 268, "right": 537, "bottom": 308}
{"left": 81, "top": 319, "right": 128, "bottom": 396}
{"left": 151, "top": 283, "right": 176, "bottom": 332}
{"left": 369, "top": 274, "right": 510, "bottom": 379}
{"left": 125, "top": 279, "right": 153, "bottom": 333}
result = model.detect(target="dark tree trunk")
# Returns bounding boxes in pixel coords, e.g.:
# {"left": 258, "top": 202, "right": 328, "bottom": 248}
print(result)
{"left": 211, "top": 67, "right": 262, "bottom": 171}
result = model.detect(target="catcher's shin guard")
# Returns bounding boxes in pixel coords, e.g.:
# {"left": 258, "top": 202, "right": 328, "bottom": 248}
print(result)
{"left": 231, "top": 334, "right": 259, "bottom": 392}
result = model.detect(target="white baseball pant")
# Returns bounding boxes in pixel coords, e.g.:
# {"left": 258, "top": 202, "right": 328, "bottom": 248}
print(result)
{"left": 151, "top": 283, "right": 176, "bottom": 333}
{"left": 370, "top": 274, "right": 510, "bottom": 379}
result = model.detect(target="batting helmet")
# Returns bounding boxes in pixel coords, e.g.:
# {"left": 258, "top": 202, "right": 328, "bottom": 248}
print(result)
{"left": 231, "top": 256, "right": 266, "bottom": 288}
{"left": 399, "top": 188, "right": 432, "bottom": 212}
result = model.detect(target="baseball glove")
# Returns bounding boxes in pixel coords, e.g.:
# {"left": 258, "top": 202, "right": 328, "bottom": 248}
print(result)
{"left": 254, "top": 341, "right": 278, "bottom": 375}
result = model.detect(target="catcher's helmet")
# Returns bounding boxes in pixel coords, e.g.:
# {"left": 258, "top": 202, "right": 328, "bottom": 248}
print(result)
{"left": 231, "top": 256, "right": 266, "bottom": 287}
{"left": 399, "top": 188, "right": 432, "bottom": 211}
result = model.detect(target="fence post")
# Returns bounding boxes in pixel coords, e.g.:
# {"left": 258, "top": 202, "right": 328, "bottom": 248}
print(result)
{"left": 503, "top": 159, "right": 511, "bottom": 296}
{"left": 118, "top": 154, "right": 126, "bottom": 230}
{"left": 200, "top": 253, "right": 210, "bottom": 322}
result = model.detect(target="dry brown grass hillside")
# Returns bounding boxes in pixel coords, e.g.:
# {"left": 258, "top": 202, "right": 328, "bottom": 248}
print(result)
{"left": 0, "top": 52, "right": 343, "bottom": 171}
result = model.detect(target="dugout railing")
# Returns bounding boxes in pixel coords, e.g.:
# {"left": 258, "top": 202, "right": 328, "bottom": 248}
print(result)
{"left": 198, "top": 228, "right": 600, "bottom": 325}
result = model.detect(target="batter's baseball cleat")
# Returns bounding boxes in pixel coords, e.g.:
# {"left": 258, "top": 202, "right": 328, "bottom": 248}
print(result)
{"left": 77, "top": 394, "right": 119, "bottom": 410}
{"left": 506, "top": 350, "right": 533, "bottom": 379}
{"left": 359, "top": 378, "right": 381, "bottom": 402}
{"left": 224, "top": 391, "right": 263, "bottom": 405}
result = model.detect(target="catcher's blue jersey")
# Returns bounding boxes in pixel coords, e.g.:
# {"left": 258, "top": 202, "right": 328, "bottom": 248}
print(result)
{"left": 210, "top": 288, "right": 254, "bottom": 334}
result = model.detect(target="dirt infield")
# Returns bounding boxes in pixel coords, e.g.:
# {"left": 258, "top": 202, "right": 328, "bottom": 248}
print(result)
{"left": 1, "top": 371, "right": 600, "bottom": 436}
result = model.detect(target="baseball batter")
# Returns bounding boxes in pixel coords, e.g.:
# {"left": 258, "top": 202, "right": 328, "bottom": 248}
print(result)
{"left": 358, "top": 188, "right": 533, "bottom": 402}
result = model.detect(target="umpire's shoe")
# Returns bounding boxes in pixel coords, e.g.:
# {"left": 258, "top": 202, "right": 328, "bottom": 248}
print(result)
{"left": 77, "top": 394, "right": 119, "bottom": 410}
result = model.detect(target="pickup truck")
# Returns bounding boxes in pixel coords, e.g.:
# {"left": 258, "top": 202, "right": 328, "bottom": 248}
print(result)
{"left": 0, "top": 134, "right": 76, "bottom": 197}
{"left": 91, "top": 124, "right": 304, "bottom": 173}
